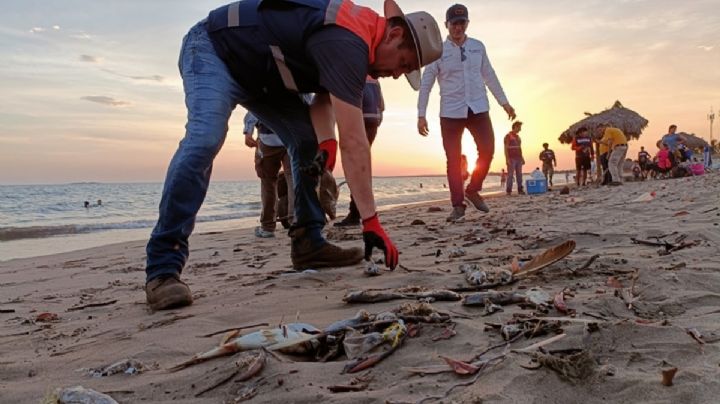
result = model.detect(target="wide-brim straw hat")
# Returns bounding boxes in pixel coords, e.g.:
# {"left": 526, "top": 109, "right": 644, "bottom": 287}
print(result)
{"left": 384, "top": 0, "right": 442, "bottom": 90}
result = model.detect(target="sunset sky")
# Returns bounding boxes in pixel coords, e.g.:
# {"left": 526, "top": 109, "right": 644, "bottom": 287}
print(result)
{"left": 1, "top": 0, "right": 718, "bottom": 185}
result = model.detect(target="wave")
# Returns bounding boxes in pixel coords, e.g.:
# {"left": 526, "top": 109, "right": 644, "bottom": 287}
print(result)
{"left": 0, "top": 210, "right": 260, "bottom": 242}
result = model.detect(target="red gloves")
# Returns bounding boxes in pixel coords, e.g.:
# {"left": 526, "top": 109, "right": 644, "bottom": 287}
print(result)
{"left": 362, "top": 213, "right": 398, "bottom": 270}
{"left": 318, "top": 139, "right": 337, "bottom": 172}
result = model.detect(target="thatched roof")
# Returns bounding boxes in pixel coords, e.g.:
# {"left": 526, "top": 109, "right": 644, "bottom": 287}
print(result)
{"left": 655, "top": 132, "right": 710, "bottom": 151}
{"left": 558, "top": 101, "right": 649, "bottom": 144}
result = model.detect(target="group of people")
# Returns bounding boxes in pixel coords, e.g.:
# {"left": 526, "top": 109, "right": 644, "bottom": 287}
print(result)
{"left": 633, "top": 125, "right": 708, "bottom": 180}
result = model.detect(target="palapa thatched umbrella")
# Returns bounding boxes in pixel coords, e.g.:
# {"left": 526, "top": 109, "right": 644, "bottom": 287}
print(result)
{"left": 558, "top": 101, "right": 648, "bottom": 182}
{"left": 558, "top": 100, "right": 649, "bottom": 144}
{"left": 655, "top": 132, "right": 709, "bottom": 151}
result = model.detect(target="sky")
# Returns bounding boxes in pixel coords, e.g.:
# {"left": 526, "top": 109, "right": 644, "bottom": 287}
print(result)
{"left": 0, "top": 0, "right": 718, "bottom": 185}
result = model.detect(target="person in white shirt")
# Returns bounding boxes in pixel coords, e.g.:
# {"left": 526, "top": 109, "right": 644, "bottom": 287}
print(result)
{"left": 417, "top": 3, "right": 516, "bottom": 223}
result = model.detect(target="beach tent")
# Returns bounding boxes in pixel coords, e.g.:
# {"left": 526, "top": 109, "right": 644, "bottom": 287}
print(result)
{"left": 558, "top": 100, "right": 648, "bottom": 182}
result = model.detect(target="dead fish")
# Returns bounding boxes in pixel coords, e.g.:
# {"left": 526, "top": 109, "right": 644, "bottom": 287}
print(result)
{"left": 364, "top": 260, "right": 381, "bottom": 276}
{"left": 324, "top": 310, "right": 372, "bottom": 334}
{"left": 463, "top": 291, "right": 526, "bottom": 306}
{"left": 466, "top": 270, "right": 488, "bottom": 286}
{"left": 447, "top": 247, "right": 466, "bottom": 258}
{"left": 319, "top": 170, "right": 339, "bottom": 220}
{"left": 459, "top": 263, "right": 480, "bottom": 273}
{"left": 343, "top": 290, "right": 405, "bottom": 303}
{"left": 411, "top": 290, "right": 461, "bottom": 301}
{"left": 168, "top": 325, "right": 319, "bottom": 371}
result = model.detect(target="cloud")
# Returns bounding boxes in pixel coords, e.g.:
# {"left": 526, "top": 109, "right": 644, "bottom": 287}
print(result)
{"left": 29, "top": 27, "right": 45, "bottom": 33}
{"left": 81, "top": 96, "right": 131, "bottom": 107}
{"left": 80, "top": 54, "right": 101, "bottom": 63}
{"left": 100, "top": 68, "right": 164, "bottom": 82}
{"left": 53, "top": 25, "right": 60, "bottom": 30}
{"left": 69, "top": 32, "right": 92, "bottom": 40}
{"left": 698, "top": 45, "right": 714, "bottom": 51}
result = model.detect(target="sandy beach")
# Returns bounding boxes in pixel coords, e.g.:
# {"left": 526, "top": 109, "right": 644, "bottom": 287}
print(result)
{"left": 1, "top": 173, "right": 719, "bottom": 404}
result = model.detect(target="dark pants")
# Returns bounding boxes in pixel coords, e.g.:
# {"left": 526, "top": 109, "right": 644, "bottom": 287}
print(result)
{"left": 440, "top": 111, "right": 495, "bottom": 207}
{"left": 600, "top": 153, "right": 611, "bottom": 185}
{"left": 506, "top": 158, "right": 524, "bottom": 193}
{"left": 146, "top": 21, "right": 325, "bottom": 281}
{"left": 254, "top": 141, "right": 293, "bottom": 231}
{"left": 345, "top": 120, "right": 379, "bottom": 220}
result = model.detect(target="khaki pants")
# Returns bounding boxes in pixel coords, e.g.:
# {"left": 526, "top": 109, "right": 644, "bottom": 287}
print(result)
{"left": 608, "top": 145, "right": 628, "bottom": 183}
{"left": 254, "top": 141, "right": 293, "bottom": 231}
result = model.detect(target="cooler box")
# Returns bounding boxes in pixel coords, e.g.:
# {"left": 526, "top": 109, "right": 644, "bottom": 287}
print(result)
{"left": 526, "top": 179, "right": 548, "bottom": 194}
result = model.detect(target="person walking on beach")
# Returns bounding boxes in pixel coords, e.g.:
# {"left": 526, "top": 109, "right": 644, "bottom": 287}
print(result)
{"left": 417, "top": 3, "right": 516, "bottom": 222}
{"left": 504, "top": 121, "right": 525, "bottom": 195}
{"left": 638, "top": 146, "right": 651, "bottom": 180}
{"left": 144, "top": 0, "right": 443, "bottom": 310}
{"left": 538, "top": 143, "right": 556, "bottom": 186}
{"left": 335, "top": 77, "right": 385, "bottom": 227}
{"left": 243, "top": 111, "right": 294, "bottom": 238}
{"left": 571, "top": 127, "right": 594, "bottom": 187}
{"left": 597, "top": 123, "right": 628, "bottom": 186}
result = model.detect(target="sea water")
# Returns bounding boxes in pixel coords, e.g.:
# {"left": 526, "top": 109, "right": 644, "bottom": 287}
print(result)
{"left": 0, "top": 175, "right": 514, "bottom": 261}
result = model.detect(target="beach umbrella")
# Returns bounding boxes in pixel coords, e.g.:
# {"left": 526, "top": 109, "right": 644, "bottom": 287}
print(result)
{"left": 655, "top": 132, "right": 709, "bottom": 151}
{"left": 558, "top": 100, "right": 649, "bottom": 144}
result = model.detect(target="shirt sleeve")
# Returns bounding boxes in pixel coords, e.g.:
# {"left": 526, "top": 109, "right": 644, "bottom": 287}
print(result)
{"left": 417, "top": 59, "right": 439, "bottom": 118}
{"left": 243, "top": 112, "right": 257, "bottom": 135}
{"left": 306, "top": 27, "right": 368, "bottom": 108}
{"left": 478, "top": 42, "right": 509, "bottom": 106}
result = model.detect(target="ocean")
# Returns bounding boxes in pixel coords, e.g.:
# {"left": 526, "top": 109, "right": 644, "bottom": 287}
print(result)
{"left": 0, "top": 174, "right": 559, "bottom": 261}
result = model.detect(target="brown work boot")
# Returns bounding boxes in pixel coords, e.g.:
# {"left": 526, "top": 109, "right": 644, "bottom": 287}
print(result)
{"left": 290, "top": 228, "right": 363, "bottom": 270}
{"left": 145, "top": 275, "right": 193, "bottom": 311}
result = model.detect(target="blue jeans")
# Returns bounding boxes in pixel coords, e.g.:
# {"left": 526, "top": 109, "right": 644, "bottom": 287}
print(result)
{"left": 506, "top": 158, "right": 524, "bottom": 193}
{"left": 440, "top": 111, "right": 495, "bottom": 207}
{"left": 145, "top": 21, "right": 325, "bottom": 281}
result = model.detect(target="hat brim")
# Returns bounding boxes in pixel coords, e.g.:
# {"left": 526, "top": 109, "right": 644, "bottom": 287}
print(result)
{"left": 385, "top": 0, "right": 423, "bottom": 91}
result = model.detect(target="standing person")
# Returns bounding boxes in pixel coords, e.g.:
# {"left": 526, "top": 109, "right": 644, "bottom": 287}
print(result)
{"left": 499, "top": 168, "right": 507, "bottom": 189}
{"left": 538, "top": 143, "right": 556, "bottom": 186}
{"left": 637, "top": 146, "right": 651, "bottom": 180}
{"left": 243, "top": 111, "right": 294, "bottom": 238}
{"left": 144, "top": 0, "right": 443, "bottom": 310}
{"left": 335, "top": 77, "right": 385, "bottom": 227}
{"left": 416, "top": 3, "right": 516, "bottom": 222}
{"left": 597, "top": 123, "right": 628, "bottom": 185}
{"left": 596, "top": 133, "right": 611, "bottom": 185}
{"left": 571, "top": 127, "right": 594, "bottom": 187}
{"left": 661, "top": 124, "right": 687, "bottom": 159}
{"left": 504, "top": 121, "right": 525, "bottom": 195}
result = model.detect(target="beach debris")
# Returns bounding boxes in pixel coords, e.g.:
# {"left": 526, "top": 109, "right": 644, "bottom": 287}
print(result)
{"left": 344, "top": 330, "right": 388, "bottom": 360}
{"left": 483, "top": 300, "right": 504, "bottom": 316}
{"left": 35, "top": 312, "right": 59, "bottom": 322}
{"left": 661, "top": 367, "right": 678, "bottom": 386}
{"left": 440, "top": 356, "right": 481, "bottom": 375}
{"left": 411, "top": 219, "right": 426, "bottom": 225}
{"left": 606, "top": 276, "right": 624, "bottom": 288}
{"left": 343, "top": 287, "right": 460, "bottom": 304}
{"left": 431, "top": 324, "right": 457, "bottom": 342}
{"left": 553, "top": 289, "right": 574, "bottom": 315}
{"left": 324, "top": 310, "right": 372, "bottom": 334}
{"left": 195, "top": 349, "right": 266, "bottom": 397}
{"left": 572, "top": 254, "right": 599, "bottom": 273}
{"left": 525, "top": 288, "right": 553, "bottom": 308}
{"left": 530, "top": 350, "right": 596, "bottom": 382}
{"left": 343, "top": 321, "right": 407, "bottom": 374}
{"left": 168, "top": 324, "right": 320, "bottom": 371}
{"left": 427, "top": 206, "right": 443, "bottom": 212}
{"left": 631, "top": 191, "right": 656, "bottom": 203}
{"left": 67, "top": 300, "right": 117, "bottom": 312}
{"left": 328, "top": 373, "right": 373, "bottom": 393}
{"left": 53, "top": 385, "right": 118, "bottom": 404}
{"left": 460, "top": 263, "right": 514, "bottom": 288}
{"left": 0, "top": 308, "right": 16, "bottom": 313}
{"left": 560, "top": 186, "right": 570, "bottom": 195}
{"left": 463, "top": 291, "right": 526, "bottom": 307}
{"left": 686, "top": 328, "right": 705, "bottom": 345}
{"left": 447, "top": 247, "right": 466, "bottom": 258}
{"left": 513, "top": 240, "right": 576, "bottom": 279}
{"left": 364, "top": 259, "right": 381, "bottom": 276}
{"left": 87, "top": 358, "right": 148, "bottom": 377}
{"left": 198, "top": 322, "right": 271, "bottom": 338}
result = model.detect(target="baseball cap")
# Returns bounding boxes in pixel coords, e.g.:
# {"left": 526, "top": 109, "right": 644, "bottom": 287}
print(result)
{"left": 446, "top": 4, "right": 468, "bottom": 23}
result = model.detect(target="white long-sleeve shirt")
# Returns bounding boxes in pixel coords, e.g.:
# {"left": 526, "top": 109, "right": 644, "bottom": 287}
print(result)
{"left": 243, "top": 112, "right": 284, "bottom": 147}
{"left": 417, "top": 37, "right": 509, "bottom": 119}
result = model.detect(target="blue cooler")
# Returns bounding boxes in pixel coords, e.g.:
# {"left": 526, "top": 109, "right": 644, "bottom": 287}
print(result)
{"left": 526, "top": 179, "right": 547, "bottom": 194}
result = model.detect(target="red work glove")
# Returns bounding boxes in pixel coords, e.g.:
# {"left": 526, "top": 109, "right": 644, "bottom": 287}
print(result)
{"left": 362, "top": 213, "right": 398, "bottom": 270}
{"left": 318, "top": 139, "right": 337, "bottom": 172}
